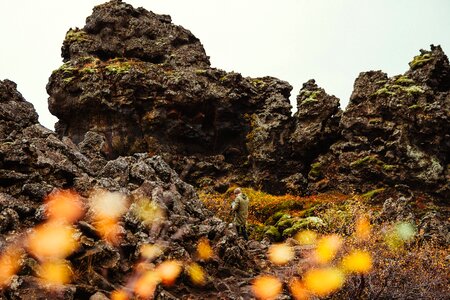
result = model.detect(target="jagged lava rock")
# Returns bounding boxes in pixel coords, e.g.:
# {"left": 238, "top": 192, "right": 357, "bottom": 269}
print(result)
{"left": 307, "top": 45, "right": 450, "bottom": 200}
{"left": 47, "top": 0, "right": 336, "bottom": 194}
{"left": 0, "top": 79, "right": 268, "bottom": 299}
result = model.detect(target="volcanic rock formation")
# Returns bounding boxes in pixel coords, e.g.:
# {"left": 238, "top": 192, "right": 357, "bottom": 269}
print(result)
{"left": 307, "top": 45, "right": 450, "bottom": 200}
{"left": 47, "top": 1, "right": 449, "bottom": 202}
{"left": 0, "top": 78, "right": 269, "bottom": 299}
{"left": 1, "top": 1, "right": 449, "bottom": 298}
{"left": 47, "top": 0, "right": 343, "bottom": 194}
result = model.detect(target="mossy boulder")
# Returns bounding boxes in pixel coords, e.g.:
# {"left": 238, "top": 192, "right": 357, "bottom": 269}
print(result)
{"left": 264, "top": 211, "right": 288, "bottom": 226}
{"left": 282, "top": 216, "right": 325, "bottom": 238}
{"left": 264, "top": 226, "right": 281, "bottom": 241}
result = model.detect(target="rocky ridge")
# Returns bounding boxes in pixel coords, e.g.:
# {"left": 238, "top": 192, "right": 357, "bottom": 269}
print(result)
{"left": 307, "top": 45, "right": 450, "bottom": 200}
{"left": 46, "top": 1, "right": 449, "bottom": 203}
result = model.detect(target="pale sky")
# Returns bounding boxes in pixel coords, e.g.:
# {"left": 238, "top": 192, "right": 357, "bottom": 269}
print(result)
{"left": 1, "top": 0, "right": 449, "bottom": 130}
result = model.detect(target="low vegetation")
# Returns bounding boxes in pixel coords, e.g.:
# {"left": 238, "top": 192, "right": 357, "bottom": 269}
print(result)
{"left": 199, "top": 187, "right": 449, "bottom": 299}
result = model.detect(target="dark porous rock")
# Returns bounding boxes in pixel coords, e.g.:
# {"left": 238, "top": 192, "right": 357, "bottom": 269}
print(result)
{"left": 2, "top": 1, "right": 450, "bottom": 297}
{"left": 0, "top": 77, "right": 268, "bottom": 298}
{"left": 308, "top": 45, "right": 450, "bottom": 201}
{"left": 0, "top": 79, "right": 39, "bottom": 139}
{"left": 290, "top": 79, "right": 342, "bottom": 159}
{"left": 46, "top": 0, "right": 316, "bottom": 194}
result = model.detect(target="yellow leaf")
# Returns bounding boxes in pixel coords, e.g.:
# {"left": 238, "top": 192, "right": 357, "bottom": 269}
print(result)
{"left": 304, "top": 267, "right": 345, "bottom": 297}
{"left": 140, "top": 244, "right": 163, "bottom": 261}
{"left": 38, "top": 260, "right": 72, "bottom": 285}
{"left": 314, "top": 234, "right": 342, "bottom": 264}
{"left": 187, "top": 263, "right": 206, "bottom": 286}
{"left": 295, "top": 230, "right": 317, "bottom": 245}
{"left": 197, "top": 238, "right": 214, "bottom": 260}
{"left": 341, "top": 250, "right": 373, "bottom": 274}
{"left": 133, "top": 197, "right": 165, "bottom": 226}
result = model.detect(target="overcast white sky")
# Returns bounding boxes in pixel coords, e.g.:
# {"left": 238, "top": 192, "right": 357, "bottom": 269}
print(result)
{"left": 1, "top": 0, "right": 449, "bottom": 129}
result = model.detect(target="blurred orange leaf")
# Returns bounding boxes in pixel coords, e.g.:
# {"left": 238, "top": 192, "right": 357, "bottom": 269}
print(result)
{"left": 197, "top": 238, "right": 214, "bottom": 260}
{"left": 93, "top": 216, "right": 124, "bottom": 245}
{"left": 134, "top": 270, "right": 161, "bottom": 298}
{"left": 110, "top": 290, "right": 129, "bottom": 300}
{"left": 27, "top": 222, "right": 78, "bottom": 260}
{"left": 45, "top": 189, "right": 84, "bottom": 224}
{"left": 252, "top": 275, "right": 282, "bottom": 300}
{"left": 156, "top": 260, "right": 182, "bottom": 286}
{"left": 289, "top": 278, "right": 310, "bottom": 300}
{"left": 304, "top": 267, "right": 345, "bottom": 297}
{"left": 355, "top": 216, "right": 371, "bottom": 240}
{"left": 0, "top": 248, "right": 22, "bottom": 288}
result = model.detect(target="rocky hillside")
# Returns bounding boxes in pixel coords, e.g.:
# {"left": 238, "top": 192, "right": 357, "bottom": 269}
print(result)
{"left": 307, "top": 45, "right": 450, "bottom": 200}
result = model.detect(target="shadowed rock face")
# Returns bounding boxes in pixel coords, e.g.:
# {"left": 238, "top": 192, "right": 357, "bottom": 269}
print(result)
{"left": 308, "top": 45, "right": 450, "bottom": 200}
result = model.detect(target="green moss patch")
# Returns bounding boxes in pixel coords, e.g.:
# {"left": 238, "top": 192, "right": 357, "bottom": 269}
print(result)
{"left": 349, "top": 155, "right": 382, "bottom": 168}
{"left": 409, "top": 53, "right": 433, "bottom": 69}
{"left": 361, "top": 188, "right": 386, "bottom": 200}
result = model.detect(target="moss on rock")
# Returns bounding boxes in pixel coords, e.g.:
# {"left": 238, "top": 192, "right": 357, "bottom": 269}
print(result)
{"left": 409, "top": 53, "right": 433, "bottom": 69}
{"left": 264, "top": 226, "right": 281, "bottom": 241}
{"left": 361, "top": 188, "right": 385, "bottom": 200}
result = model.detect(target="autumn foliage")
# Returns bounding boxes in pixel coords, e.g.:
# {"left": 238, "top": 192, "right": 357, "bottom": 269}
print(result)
{"left": 0, "top": 187, "right": 448, "bottom": 299}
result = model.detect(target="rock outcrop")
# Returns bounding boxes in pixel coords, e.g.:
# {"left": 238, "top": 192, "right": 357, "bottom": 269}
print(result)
{"left": 47, "top": 0, "right": 342, "bottom": 194}
{"left": 0, "top": 78, "right": 268, "bottom": 299}
{"left": 46, "top": 0, "right": 448, "bottom": 201}
{"left": 307, "top": 45, "right": 449, "bottom": 200}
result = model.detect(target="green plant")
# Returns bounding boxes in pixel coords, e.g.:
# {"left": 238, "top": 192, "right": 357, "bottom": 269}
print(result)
{"left": 372, "top": 87, "right": 395, "bottom": 97}
{"left": 395, "top": 75, "right": 415, "bottom": 85}
{"left": 105, "top": 60, "right": 132, "bottom": 75}
{"left": 308, "top": 162, "right": 323, "bottom": 179}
